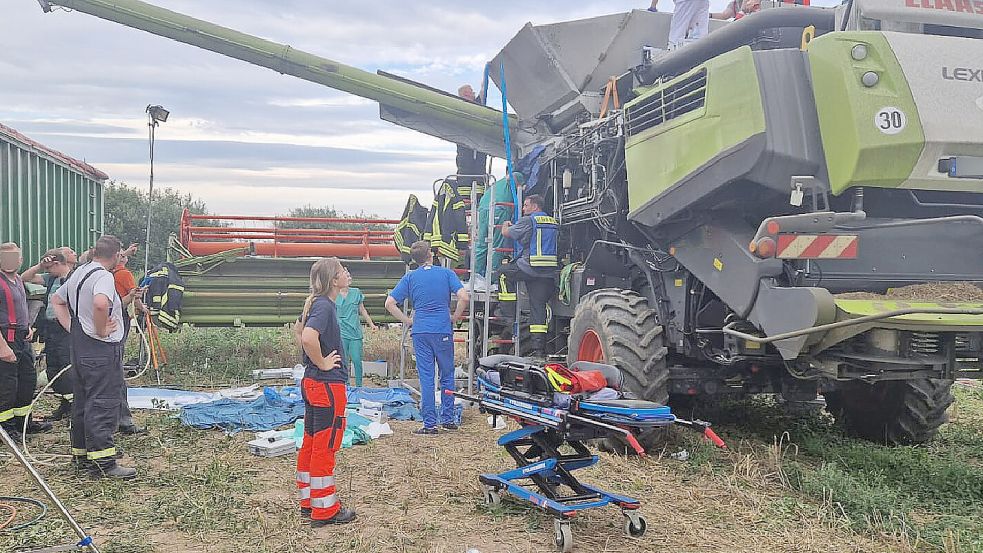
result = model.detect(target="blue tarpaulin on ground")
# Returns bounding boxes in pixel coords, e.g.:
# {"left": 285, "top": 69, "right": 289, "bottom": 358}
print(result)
{"left": 347, "top": 386, "right": 424, "bottom": 421}
{"left": 347, "top": 386, "right": 462, "bottom": 424}
{"left": 180, "top": 387, "right": 304, "bottom": 432}
{"left": 178, "top": 386, "right": 429, "bottom": 432}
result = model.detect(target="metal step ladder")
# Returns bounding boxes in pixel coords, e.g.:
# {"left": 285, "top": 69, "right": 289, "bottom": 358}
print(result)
{"left": 395, "top": 171, "right": 526, "bottom": 395}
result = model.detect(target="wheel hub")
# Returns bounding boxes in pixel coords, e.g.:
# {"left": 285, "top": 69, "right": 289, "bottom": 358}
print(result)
{"left": 577, "top": 329, "right": 604, "bottom": 362}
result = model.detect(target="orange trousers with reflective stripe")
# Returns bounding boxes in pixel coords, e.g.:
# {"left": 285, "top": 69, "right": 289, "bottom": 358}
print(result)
{"left": 296, "top": 378, "right": 347, "bottom": 520}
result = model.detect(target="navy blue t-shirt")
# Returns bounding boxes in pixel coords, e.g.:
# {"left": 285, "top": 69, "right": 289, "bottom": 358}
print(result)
{"left": 389, "top": 265, "right": 463, "bottom": 335}
{"left": 302, "top": 297, "right": 348, "bottom": 383}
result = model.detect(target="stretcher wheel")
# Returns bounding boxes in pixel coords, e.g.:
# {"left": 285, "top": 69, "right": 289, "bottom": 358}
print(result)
{"left": 553, "top": 519, "right": 573, "bottom": 553}
{"left": 624, "top": 512, "right": 647, "bottom": 538}
{"left": 482, "top": 486, "right": 502, "bottom": 507}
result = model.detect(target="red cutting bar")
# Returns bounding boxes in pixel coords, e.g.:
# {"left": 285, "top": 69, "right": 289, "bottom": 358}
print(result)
{"left": 186, "top": 213, "right": 399, "bottom": 224}
{"left": 190, "top": 233, "right": 391, "bottom": 241}
{"left": 189, "top": 226, "right": 392, "bottom": 236}
{"left": 179, "top": 209, "right": 400, "bottom": 259}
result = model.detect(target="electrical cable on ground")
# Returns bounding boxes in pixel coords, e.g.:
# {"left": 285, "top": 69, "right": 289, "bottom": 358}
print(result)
{"left": 0, "top": 503, "right": 17, "bottom": 531}
{"left": 125, "top": 314, "right": 153, "bottom": 382}
{"left": 0, "top": 496, "right": 48, "bottom": 532}
{"left": 19, "top": 363, "right": 76, "bottom": 466}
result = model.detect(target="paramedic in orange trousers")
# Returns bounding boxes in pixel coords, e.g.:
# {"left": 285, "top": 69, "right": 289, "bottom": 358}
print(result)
{"left": 296, "top": 257, "right": 357, "bottom": 526}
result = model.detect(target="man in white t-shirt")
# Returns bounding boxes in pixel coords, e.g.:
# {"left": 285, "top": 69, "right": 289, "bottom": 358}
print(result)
{"left": 51, "top": 235, "right": 136, "bottom": 479}
{"left": 668, "top": 0, "right": 711, "bottom": 50}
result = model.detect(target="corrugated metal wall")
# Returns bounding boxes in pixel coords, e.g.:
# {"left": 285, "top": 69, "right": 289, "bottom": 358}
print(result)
{"left": 0, "top": 131, "right": 105, "bottom": 268}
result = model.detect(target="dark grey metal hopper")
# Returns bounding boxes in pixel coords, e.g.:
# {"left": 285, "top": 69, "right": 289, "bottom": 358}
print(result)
{"left": 489, "top": 10, "right": 726, "bottom": 128}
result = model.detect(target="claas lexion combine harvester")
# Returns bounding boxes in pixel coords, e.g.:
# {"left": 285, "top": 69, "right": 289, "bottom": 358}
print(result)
{"left": 39, "top": 0, "right": 983, "bottom": 444}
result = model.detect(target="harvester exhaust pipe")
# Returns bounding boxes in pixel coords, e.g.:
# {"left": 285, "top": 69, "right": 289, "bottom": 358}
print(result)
{"left": 638, "top": 7, "right": 835, "bottom": 83}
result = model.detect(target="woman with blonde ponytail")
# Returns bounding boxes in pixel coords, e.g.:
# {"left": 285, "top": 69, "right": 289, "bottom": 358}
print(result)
{"left": 295, "top": 257, "right": 357, "bottom": 527}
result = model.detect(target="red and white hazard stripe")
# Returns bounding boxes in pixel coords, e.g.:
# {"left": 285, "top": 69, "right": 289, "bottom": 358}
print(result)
{"left": 776, "top": 234, "right": 858, "bottom": 259}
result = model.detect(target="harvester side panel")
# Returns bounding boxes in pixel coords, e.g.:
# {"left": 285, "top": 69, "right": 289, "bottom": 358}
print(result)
{"left": 625, "top": 47, "right": 767, "bottom": 228}
{"left": 883, "top": 32, "right": 983, "bottom": 191}
{"left": 746, "top": 49, "right": 827, "bottom": 190}
{"left": 808, "top": 32, "right": 926, "bottom": 194}
{"left": 799, "top": 217, "right": 983, "bottom": 291}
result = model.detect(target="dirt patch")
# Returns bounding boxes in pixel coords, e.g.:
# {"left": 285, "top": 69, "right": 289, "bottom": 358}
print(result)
{"left": 836, "top": 282, "right": 983, "bottom": 302}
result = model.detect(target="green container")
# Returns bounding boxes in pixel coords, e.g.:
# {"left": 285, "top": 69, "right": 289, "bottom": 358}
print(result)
{"left": 0, "top": 124, "right": 107, "bottom": 267}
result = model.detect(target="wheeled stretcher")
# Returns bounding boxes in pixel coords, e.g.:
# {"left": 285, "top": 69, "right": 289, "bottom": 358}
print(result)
{"left": 449, "top": 355, "right": 726, "bottom": 552}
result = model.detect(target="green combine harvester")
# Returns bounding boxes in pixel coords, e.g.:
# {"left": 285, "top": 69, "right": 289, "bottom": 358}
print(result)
{"left": 38, "top": 0, "right": 983, "bottom": 444}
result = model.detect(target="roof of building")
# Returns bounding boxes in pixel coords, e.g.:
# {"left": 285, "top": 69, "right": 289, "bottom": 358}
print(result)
{"left": 0, "top": 121, "right": 110, "bottom": 181}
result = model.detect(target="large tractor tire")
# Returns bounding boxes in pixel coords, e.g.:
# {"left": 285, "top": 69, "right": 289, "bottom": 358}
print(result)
{"left": 567, "top": 289, "right": 669, "bottom": 404}
{"left": 824, "top": 379, "right": 954, "bottom": 445}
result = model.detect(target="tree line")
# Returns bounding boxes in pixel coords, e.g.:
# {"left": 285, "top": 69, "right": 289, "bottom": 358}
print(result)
{"left": 104, "top": 182, "right": 384, "bottom": 274}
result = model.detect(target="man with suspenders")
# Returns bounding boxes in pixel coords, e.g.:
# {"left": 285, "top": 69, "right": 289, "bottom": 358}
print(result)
{"left": 51, "top": 236, "right": 137, "bottom": 479}
{"left": 0, "top": 242, "right": 53, "bottom": 441}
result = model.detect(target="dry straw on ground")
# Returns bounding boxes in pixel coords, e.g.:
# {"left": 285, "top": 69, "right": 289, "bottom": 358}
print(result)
{"left": 836, "top": 282, "right": 983, "bottom": 302}
{"left": 2, "top": 412, "right": 908, "bottom": 553}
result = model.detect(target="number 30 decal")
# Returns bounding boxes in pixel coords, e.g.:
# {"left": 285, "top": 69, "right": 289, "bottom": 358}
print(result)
{"left": 874, "top": 107, "right": 906, "bottom": 135}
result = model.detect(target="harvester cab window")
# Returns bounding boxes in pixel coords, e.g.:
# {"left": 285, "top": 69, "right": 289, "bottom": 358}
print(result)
{"left": 922, "top": 23, "right": 983, "bottom": 39}
{"left": 852, "top": 0, "right": 983, "bottom": 37}
{"left": 866, "top": 18, "right": 983, "bottom": 38}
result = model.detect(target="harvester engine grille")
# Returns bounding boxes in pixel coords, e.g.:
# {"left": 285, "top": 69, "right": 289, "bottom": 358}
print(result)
{"left": 626, "top": 68, "right": 707, "bottom": 137}
{"left": 908, "top": 332, "right": 942, "bottom": 355}
{"left": 955, "top": 334, "right": 973, "bottom": 353}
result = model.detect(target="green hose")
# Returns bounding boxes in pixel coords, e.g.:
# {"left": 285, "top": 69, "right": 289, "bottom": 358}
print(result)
{"left": 0, "top": 496, "right": 48, "bottom": 531}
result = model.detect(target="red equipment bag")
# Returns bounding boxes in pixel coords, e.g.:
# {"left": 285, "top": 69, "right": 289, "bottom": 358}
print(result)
{"left": 545, "top": 364, "right": 608, "bottom": 394}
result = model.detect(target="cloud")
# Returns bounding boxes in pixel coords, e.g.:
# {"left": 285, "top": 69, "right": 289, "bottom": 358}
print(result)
{"left": 267, "top": 97, "right": 375, "bottom": 108}
{"left": 1, "top": 0, "right": 840, "bottom": 220}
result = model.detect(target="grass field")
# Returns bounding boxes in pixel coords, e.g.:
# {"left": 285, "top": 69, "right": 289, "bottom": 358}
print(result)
{"left": 2, "top": 327, "right": 982, "bottom": 552}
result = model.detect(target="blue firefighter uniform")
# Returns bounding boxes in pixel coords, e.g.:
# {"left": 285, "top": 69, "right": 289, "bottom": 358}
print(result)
{"left": 497, "top": 211, "right": 558, "bottom": 354}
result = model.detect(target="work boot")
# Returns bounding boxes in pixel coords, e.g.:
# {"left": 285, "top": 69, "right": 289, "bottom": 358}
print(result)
{"left": 71, "top": 456, "right": 93, "bottom": 473}
{"left": 440, "top": 423, "right": 459, "bottom": 431}
{"left": 25, "top": 418, "right": 53, "bottom": 434}
{"left": 118, "top": 423, "right": 147, "bottom": 436}
{"left": 89, "top": 460, "right": 137, "bottom": 480}
{"left": 413, "top": 426, "right": 439, "bottom": 436}
{"left": 311, "top": 507, "right": 357, "bottom": 527}
{"left": 50, "top": 400, "right": 72, "bottom": 421}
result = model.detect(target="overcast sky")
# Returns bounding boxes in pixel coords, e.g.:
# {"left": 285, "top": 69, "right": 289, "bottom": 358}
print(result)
{"left": 3, "top": 0, "right": 799, "bottom": 218}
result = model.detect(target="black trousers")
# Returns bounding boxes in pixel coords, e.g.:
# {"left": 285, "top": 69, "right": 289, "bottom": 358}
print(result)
{"left": 44, "top": 323, "right": 76, "bottom": 401}
{"left": 497, "top": 264, "right": 555, "bottom": 348}
{"left": 0, "top": 334, "right": 36, "bottom": 431}
{"left": 69, "top": 323, "right": 124, "bottom": 463}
